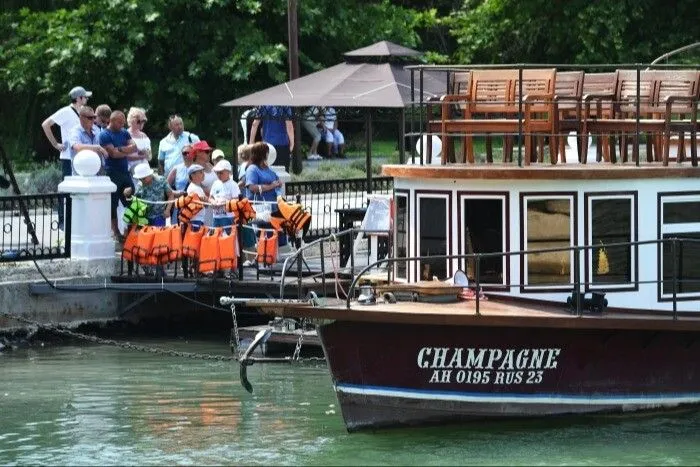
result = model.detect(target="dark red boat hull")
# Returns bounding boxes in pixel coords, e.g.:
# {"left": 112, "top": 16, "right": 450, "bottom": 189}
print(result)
{"left": 318, "top": 320, "right": 700, "bottom": 431}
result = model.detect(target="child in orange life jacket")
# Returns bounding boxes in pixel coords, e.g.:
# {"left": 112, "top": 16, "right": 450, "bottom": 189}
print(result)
{"left": 209, "top": 159, "right": 240, "bottom": 233}
{"left": 186, "top": 164, "right": 206, "bottom": 227}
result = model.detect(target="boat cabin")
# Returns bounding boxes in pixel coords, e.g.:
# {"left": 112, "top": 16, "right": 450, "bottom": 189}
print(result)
{"left": 389, "top": 64, "right": 700, "bottom": 314}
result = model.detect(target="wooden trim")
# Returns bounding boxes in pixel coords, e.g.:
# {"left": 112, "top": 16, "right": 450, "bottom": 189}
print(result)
{"left": 394, "top": 189, "right": 410, "bottom": 280}
{"left": 259, "top": 299, "right": 700, "bottom": 332}
{"left": 382, "top": 164, "right": 700, "bottom": 181}
{"left": 519, "top": 192, "right": 578, "bottom": 293}
{"left": 583, "top": 191, "right": 639, "bottom": 293}
{"left": 415, "top": 190, "right": 452, "bottom": 280}
{"left": 456, "top": 191, "right": 510, "bottom": 290}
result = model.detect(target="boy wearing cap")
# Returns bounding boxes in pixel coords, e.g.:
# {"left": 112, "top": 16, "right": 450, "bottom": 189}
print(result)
{"left": 209, "top": 159, "right": 241, "bottom": 232}
{"left": 124, "top": 163, "right": 174, "bottom": 227}
{"left": 186, "top": 164, "right": 207, "bottom": 226}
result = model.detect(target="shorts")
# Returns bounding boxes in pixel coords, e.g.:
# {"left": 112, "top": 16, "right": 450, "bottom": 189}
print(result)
{"left": 323, "top": 129, "right": 345, "bottom": 146}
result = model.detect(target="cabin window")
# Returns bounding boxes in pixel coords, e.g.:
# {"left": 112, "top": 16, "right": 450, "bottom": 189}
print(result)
{"left": 660, "top": 194, "right": 700, "bottom": 297}
{"left": 522, "top": 195, "right": 576, "bottom": 289}
{"left": 394, "top": 192, "right": 409, "bottom": 280}
{"left": 585, "top": 194, "right": 636, "bottom": 290}
{"left": 459, "top": 194, "right": 507, "bottom": 287}
{"left": 417, "top": 193, "right": 450, "bottom": 280}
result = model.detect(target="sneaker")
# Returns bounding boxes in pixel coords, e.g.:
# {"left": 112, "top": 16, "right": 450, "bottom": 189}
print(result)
{"left": 309, "top": 154, "right": 322, "bottom": 160}
{"left": 243, "top": 260, "right": 254, "bottom": 267}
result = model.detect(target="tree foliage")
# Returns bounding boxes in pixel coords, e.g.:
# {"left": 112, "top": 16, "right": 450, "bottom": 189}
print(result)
{"left": 1, "top": 0, "right": 699, "bottom": 164}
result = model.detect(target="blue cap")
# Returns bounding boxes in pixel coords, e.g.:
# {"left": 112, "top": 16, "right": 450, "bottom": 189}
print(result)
{"left": 187, "top": 164, "right": 204, "bottom": 177}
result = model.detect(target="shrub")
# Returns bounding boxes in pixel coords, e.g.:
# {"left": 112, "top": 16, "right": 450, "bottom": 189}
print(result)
{"left": 22, "top": 164, "right": 62, "bottom": 194}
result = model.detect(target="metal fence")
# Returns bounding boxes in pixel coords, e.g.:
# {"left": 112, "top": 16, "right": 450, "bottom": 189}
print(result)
{"left": 285, "top": 176, "right": 393, "bottom": 240}
{"left": 0, "top": 193, "right": 71, "bottom": 262}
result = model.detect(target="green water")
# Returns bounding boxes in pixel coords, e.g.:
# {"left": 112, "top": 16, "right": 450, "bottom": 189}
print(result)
{"left": 2, "top": 339, "right": 700, "bottom": 466}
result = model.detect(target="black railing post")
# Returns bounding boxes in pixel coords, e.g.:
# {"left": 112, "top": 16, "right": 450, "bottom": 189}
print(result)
{"left": 475, "top": 255, "right": 481, "bottom": 316}
{"left": 635, "top": 64, "right": 641, "bottom": 166}
{"left": 518, "top": 66, "right": 524, "bottom": 167}
{"left": 672, "top": 238, "right": 679, "bottom": 320}
{"left": 574, "top": 246, "right": 581, "bottom": 316}
{"left": 320, "top": 240, "right": 326, "bottom": 296}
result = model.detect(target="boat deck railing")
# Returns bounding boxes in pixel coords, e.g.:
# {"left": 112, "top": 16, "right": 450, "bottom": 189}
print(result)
{"left": 404, "top": 62, "right": 700, "bottom": 167}
{"left": 345, "top": 236, "right": 699, "bottom": 318}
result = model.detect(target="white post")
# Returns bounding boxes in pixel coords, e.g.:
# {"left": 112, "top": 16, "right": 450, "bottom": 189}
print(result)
{"left": 57, "top": 150, "right": 117, "bottom": 260}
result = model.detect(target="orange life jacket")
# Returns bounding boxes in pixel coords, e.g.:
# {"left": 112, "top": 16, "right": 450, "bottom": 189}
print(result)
{"left": 151, "top": 226, "right": 171, "bottom": 258}
{"left": 276, "top": 195, "right": 311, "bottom": 235}
{"left": 225, "top": 198, "right": 256, "bottom": 224}
{"left": 218, "top": 228, "right": 238, "bottom": 270}
{"left": 198, "top": 227, "right": 222, "bottom": 274}
{"left": 122, "top": 225, "right": 139, "bottom": 262}
{"left": 167, "top": 225, "right": 183, "bottom": 263}
{"left": 176, "top": 193, "right": 203, "bottom": 224}
{"left": 134, "top": 226, "right": 158, "bottom": 265}
{"left": 256, "top": 231, "right": 278, "bottom": 266}
{"left": 182, "top": 223, "right": 206, "bottom": 259}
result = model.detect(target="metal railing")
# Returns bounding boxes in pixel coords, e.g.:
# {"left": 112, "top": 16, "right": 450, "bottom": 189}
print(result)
{"left": 285, "top": 177, "right": 393, "bottom": 240}
{"left": 345, "top": 237, "right": 697, "bottom": 319}
{"left": 0, "top": 193, "right": 71, "bottom": 262}
{"left": 405, "top": 62, "right": 700, "bottom": 167}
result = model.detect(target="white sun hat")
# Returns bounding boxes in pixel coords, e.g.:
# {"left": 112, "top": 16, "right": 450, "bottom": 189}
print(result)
{"left": 213, "top": 159, "right": 233, "bottom": 172}
{"left": 133, "top": 163, "right": 154, "bottom": 179}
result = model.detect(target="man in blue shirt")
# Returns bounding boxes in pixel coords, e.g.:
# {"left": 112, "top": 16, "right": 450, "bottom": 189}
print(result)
{"left": 249, "top": 105, "right": 294, "bottom": 171}
{"left": 68, "top": 106, "right": 108, "bottom": 174}
{"left": 98, "top": 110, "right": 137, "bottom": 241}
{"left": 157, "top": 114, "right": 199, "bottom": 177}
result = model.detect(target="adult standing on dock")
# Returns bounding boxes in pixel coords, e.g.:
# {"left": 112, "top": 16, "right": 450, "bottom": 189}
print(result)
{"left": 157, "top": 115, "right": 199, "bottom": 177}
{"left": 41, "top": 85, "right": 91, "bottom": 229}
{"left": 248, "top": 105, "right": 294, "bottom": 172}
{"left": 99, "top": 111, "right": 137, "bottom": 242}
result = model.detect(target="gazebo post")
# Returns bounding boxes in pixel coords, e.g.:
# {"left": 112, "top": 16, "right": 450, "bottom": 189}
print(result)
{"left": 398, "top": 108, "right": 406, "bottom": 164}
{"left": 231, "top": 107, "right": 238, "bottom": 161}
{"left": 366, "top": 109, "right": 373, "bottom": 195}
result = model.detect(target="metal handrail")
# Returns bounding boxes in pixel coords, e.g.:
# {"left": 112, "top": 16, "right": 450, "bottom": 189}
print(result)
{"left": 344, "top": 237, "right": 689, "bottom": 319}
{"left": 279, "top": 227, "right": 359, "bottom": 298}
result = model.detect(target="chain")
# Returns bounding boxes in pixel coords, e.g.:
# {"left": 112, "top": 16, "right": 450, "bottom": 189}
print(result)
{"left": 229, "top": 302, "right": 242, "bottom": 358}
{"left": 291, "top": 318, "right": 305, "bottom": 361}
{"left": 0, "top": 310, "right": 236, "bottom": 361}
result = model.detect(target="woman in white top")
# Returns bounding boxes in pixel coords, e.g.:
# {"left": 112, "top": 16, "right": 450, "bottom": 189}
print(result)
{"left": 126, "top": 107, "right": 152, "bottom": 180}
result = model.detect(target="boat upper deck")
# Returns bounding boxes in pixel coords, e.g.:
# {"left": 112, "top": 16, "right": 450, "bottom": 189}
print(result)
{"left": 382, "top": 162, "right": 700, "bottom": 180}
{"left": 254, "top": 296, "right": 700, "bottom": 332}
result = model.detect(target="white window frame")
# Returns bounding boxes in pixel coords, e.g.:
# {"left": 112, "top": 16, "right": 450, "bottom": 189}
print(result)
{"left": 394, "top": 191, "right": 410, "bottom": 281}
{"left": 660, "top": 194, "right": 700, "bottom": 299}
{"left": 416, "top": 192, "right": 451, "bottom": 281}
{"left": 586, "top": 193, "right": 637, "bottom": 291}
{"left": 458, "top": 193, "right": 508, "bottom": 287}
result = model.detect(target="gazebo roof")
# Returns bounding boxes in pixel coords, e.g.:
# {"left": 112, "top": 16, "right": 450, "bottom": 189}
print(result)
{"left": 220, "top": 41, "right": 445, "bottom": 108}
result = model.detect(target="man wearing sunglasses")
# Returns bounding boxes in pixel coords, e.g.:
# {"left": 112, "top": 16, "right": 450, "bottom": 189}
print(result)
{"left": 68, "top": 106, "right": 108, "bottom": 174}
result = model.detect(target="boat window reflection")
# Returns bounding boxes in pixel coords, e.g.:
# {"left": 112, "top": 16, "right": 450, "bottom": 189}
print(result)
{"left": 395, "top": 193, "right": 409, "bottom": 280}
{"left": 524, "top": 196, "right": 574, "bottom": 287}
{"left": 418, "top": 195, "right": 449, "bottom": 280}
{"left": 461, "top": 196, "right": 506, "bottom": 286}
{"left": 589, "top": 196, "right": 635, "bottom": 287}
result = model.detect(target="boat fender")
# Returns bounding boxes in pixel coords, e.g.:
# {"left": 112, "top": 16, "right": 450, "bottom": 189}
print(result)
{"left": 382, "top": 292, "right": 397, "bottom": 304}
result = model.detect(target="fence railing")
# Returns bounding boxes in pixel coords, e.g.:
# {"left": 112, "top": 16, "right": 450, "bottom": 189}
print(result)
{"left": 285, "top": 177, "right": 393, "bottom": 240}
{"left": 0, "top": 193, "right": 71, "bottom": 262}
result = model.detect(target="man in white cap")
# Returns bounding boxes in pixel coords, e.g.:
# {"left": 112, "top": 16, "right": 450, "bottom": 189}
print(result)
{"left": 209, "top": 159, "right": 240, "bottom": 232}
{"left": 41, "top": 85, "right": 92, "bottom": 229}
{"left": 211, "top": 148, "right": 226, "bottom": 165}
{"left": 124, "top": 163, "right": 174, "bottom": 227}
